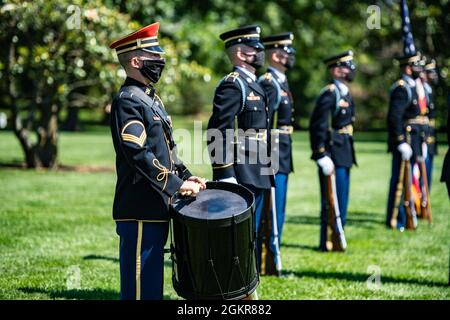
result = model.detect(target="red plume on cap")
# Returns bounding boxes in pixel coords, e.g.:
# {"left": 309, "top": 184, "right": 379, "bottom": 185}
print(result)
{"left": 109, "top": 22, "right": 164, "bottom": 55}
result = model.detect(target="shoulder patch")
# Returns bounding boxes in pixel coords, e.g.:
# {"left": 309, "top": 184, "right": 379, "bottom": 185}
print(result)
{"left": 224, "top": 72, "right": 240, "bottom": 82}
{"left": 121, "top": 120, "right": 146, "bottom": 147}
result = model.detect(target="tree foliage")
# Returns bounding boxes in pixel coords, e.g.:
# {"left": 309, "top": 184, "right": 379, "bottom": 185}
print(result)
{"left": 0, "top": 0, "right": 448, "bottom": 167}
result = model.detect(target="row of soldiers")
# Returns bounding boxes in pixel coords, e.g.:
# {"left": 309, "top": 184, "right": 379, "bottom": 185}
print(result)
{"left": 107, "top": 22, "right": 442, "bottom": 300}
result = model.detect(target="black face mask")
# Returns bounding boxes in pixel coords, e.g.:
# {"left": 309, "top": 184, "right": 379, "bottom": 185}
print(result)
{"left": 139, "top": 59, "right": 165, "bottom": 83}
{"left": 429, "top": 73, "right": 439, "bottom": 85}
{"left": 411, "top": 71, "right": 421, "bottom": 79}
{"left": 345, "top": 69, "right": 356, "bottom": 82}
{"left": 247, "top": 51, "right": 265, "bottom": 69}
{"left": 411, "top": 66, "right": 422, "bottom": 80}
{"left": 285, "top": 55, "right": 296, "bottom": 70}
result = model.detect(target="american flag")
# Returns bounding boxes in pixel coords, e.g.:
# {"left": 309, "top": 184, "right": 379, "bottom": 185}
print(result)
{"left": 400, "top": 0, "right": 416, "bottom": 55}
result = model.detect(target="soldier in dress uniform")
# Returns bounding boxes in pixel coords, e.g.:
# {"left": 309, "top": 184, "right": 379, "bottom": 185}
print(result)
{"left": 309, "top": 50, "right": 357, "bottom": 251}
{"left": 386, "top": 53, "right": 428, "bottom": 230}
{"left": 440, "top": 95, "right": 450, "bottom": 198}
{"left": 421, "top": 58, "right": 439, "bottom": 189}
{"left": 109, "top": 22, "right": 206, "bottom": 300}
{"left": 207, "top": 25, "right": 273, "bottom": 272}
{"left": 258, "top": 32, "right": 295, "bottom": 271}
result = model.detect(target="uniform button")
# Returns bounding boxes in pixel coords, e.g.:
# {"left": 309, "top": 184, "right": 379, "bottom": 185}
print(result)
{"left": 265, "top": 107, "right": 268, "bottom": 111}
{"left": 342, "top": 109, "right": 346, "bottom": 114}
{"left": 254, "top": 107, "right": 257, "bottom": 111}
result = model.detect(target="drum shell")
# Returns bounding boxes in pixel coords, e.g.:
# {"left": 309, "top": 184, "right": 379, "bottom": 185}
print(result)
{"left": 170, "top": 182, "right": 258, "bottom": 300}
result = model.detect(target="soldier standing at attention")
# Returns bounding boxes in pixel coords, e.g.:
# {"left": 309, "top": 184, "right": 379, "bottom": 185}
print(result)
{"left": 309, "top": 50, "right": 357, "bottom": 251}
{"left": 259, "top": 32, "right": 296, "bottom": 253}
{"left": 421, "top": 58, "right": 439, "bottom": 189}
{"left": 386, "top": 53, "right": 427, "bottom": 230}
{"left": 440, "top": 95, "right": 450, "bottom": 198}
{"left": 109, "top": 22, "right": 206, "bottom": 300}
{"left": 207, "top": 25, "right": 273, "bottom": 272}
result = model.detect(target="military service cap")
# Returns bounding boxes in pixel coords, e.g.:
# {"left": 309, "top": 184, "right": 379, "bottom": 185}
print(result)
{"left": 424, "top": 59, "right": 436, "bottom": 72}
{"left": 323, "top": 50, "right": 355, "bottom": 69}
{"left": 109, "top": 22, "right": 164, "bottom": 55}
{"left": 220, "top": 25, "right": 264, "bottom": 50}
{"left": 261, "top": 32, "right": 296, "bottom": 54}
{"left": 395, "top": 53, "right": 421, "bottom": 67}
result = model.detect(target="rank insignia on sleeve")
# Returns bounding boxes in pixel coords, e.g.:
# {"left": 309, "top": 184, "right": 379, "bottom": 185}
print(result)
{"left": 121, "top": 120, "right": 147, "bottom": 147}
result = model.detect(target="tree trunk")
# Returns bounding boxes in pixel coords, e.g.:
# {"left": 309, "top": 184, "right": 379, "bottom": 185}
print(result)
{"left": 7, "top": 39, "right": 38, "bottom": 168}
{"left": 63, "top": 107, "right": 80, "bottom": 131}
{"left": 12, "top": 109, "right": 39, "bottom": 168}
{"left": 35, "top": 104, "right": 59, "bottom": 169}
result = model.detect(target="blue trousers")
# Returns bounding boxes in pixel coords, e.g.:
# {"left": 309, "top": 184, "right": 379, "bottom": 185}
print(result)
{"left": 425, "top": 154, "right": 434, "bottom": 191}
{"left": 116, "top": 221, "right": 168, "bottom": 300}
{"left": 271, "top": 173, "right": 288, "bottom": 246}
{"left": 244, "top": 185, "right": 267, "bottom": 273}
{"left": 318, "top": 167, "right": 350, "bottom": 250}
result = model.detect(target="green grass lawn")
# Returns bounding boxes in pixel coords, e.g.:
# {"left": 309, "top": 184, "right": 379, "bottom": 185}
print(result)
{"left": 0, "top": 122, "right": 449, "bottom": 300}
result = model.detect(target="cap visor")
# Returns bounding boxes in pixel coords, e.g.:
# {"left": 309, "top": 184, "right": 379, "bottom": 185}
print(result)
{"left": 246, "top": 40, "right": 265, "bottom": 50}
{"left": 142, "top": 45, "right": 165, "bottom": 54}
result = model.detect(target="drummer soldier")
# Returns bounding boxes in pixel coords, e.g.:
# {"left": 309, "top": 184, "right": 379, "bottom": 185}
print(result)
{"left": 207, "top": 25, "right": 273, "bottom": 272}
{"left": 386, "top": 53, "right": 427, "bottom": 230}
{"left": 258, "top": 32, "right": 296, "bottom": 272}
{"left": 309, "top": 50, "right": 357, "bottom": 251}
{"left": 109, "top": 22, "right": 206, "bottom": 300}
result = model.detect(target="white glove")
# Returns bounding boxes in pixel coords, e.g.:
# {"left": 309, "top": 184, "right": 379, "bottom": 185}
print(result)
{"left": 397, "top": 142, "right": 413, "bottom": 160}
{"left": 219, "top": 177, "right": 238, "bottom": 184}
{"left": 421, "top": 142, "right": 428, "bottom": 160}
{"left": 317, "top": 156, "right": 334, "bottom": 176}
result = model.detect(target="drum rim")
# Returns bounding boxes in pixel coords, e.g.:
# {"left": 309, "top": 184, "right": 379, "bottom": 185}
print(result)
{"left": 171, "top": 181, "right": 255, "bottom": 223}
{"left": 173, "top": 272, "right": 259, "bottom": 300}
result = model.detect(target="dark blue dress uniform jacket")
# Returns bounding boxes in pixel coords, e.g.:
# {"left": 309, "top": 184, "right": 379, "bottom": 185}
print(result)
{"left": 259, "top": 69, "right": 294, "bottom": 174}
{"left": 207, "top": 67, "right": 272, "bottom": 189}
{"left": 110, "top": 77, "right": 191, "bottom": 221}
{"left": 309, "top": 81, "right": 356, "bottom": 168}
{"left": 387, "top": 76, "right": 427, "bottom": 157}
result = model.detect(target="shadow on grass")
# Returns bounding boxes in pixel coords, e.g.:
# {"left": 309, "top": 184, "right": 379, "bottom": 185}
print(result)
{"left": 83, "top": 255, "right": 119, "bottom": 263}
{"left": 0, "top": 161, "right": 26, "bottom": 169}
{"left": 345, "top": 211, "right": 386, "bottom": 228}
{"left": 19, "top": 287, "right": 174, "bottom": 300}
{"left": 83, "top": 255, "right": 175, "bottom": 268}
{"left": 286, "top": 212, "right": 385, "bottom": 229}
{"left": 284, "top": 269, "right": 448, "bottom": 288}
{"left": 19, "top": 287, "right": 120, "bottom": 300}
{"left": 281, "top": 243, "right": 319, "bottom": 251}
{"left": 285, "top": 216, "right": 320, "bottom": 225}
